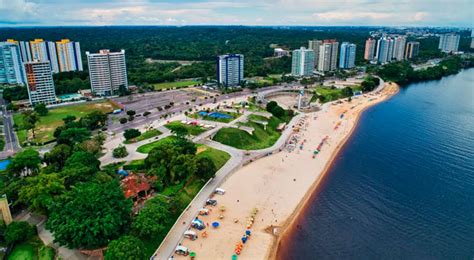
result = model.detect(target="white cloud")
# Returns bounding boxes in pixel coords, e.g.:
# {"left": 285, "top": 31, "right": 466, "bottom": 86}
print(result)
{"left": 0, "top": 0, "right": 472, "bottom": 26}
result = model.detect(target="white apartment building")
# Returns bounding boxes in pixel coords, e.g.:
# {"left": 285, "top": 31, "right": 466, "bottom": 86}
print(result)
{"left": 217, "top": 54, "right": 244, "bottom": 87}
{"left": 86, "top": 49, "right": 128, "bottom": 96}
{"left": 24, "top": 61, "right": 57, "bottom": 105}
{"left": 291, "top": 47, "right": 315, "bottom": 76}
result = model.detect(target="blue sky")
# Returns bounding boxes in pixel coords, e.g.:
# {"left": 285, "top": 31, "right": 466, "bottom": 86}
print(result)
{"left": 0, "top": 0, "right": 473, "bottom": 27}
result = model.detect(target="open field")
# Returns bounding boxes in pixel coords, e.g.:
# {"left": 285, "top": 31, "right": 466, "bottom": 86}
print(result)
{"left": 13, "top": 100, "right": 119, "bottom": 144}
{"left": 153, "top": 80, "right": 199, "bottom": 90}
{"left": 213, "top": 116, "right": 284, "bottom": 150}
{"left": 123, "top": 129, "right": 162, "bottom": 144}
{"left": 196, "top": 144, "right": 231, "bottom": 170}
{"left": 165, "top": 121, "right": 207, "bottom": 136}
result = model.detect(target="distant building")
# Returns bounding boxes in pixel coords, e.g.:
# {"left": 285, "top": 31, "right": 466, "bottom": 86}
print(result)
{"left": 339, "top": 42, "right": 356, "bottom": 69}
{"left": 376, "top": 37, "right": 393, "bottom": 64}
{"left": 291, "top": 47, "right": 315, "bottom": 76}
{"left": 24, "top": 61, "right": 57, "bottom": 105}
{"left": 405, "top": 41, "right": 420, "bottom": 59}
{"left": 393, "top": 36, "right": 407, "bottom": 61}
{"left": 438, "top": 33, "right": 460, "bottom": 53}
{"left": 308, "top": 40, "right": 322, "bottom": 67}
{"left": 274, "top": 48, "right": 290, "bottom": 57}
{"left": 86, "top": 49, "right": 128, "bottom": 96}
{"left": 56, "top": 39, "right": 83, "bottom": 72}
{"left": 364, "top": 38, "right": 377, "bottom": 61}
{"left": 7, "top": 38, "right": 83, "bottom": 73}
{"left": 217, "top": 54, "right": 244, "bottom": 87}
{"left": 0, "top": 41, "right": 26, "bottom": 85}
{"left": 318, "top": 40, "right": 339, "bottom": 72}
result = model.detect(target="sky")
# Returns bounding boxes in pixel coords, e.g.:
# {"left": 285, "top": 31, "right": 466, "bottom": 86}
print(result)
{"left": 0, "top": 0, "right": 473, "bottom": 27}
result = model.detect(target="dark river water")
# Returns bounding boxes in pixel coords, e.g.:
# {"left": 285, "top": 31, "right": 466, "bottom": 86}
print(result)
{"left": 279, "top": 69, "right": 474, "bottom": 259}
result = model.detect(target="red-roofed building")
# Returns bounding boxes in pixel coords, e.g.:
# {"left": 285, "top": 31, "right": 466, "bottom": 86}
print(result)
{"left": 121, "top": 174, "right": 151, "bottom": 200}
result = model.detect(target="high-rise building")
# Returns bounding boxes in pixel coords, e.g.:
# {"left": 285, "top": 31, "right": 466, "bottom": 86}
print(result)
{"left": 56, "top": 39, "right": 83, "bottom": 72}
{"left": 318, "top": 40, "right": 339, "bottom": 72}
{"left": 405, "top": 41, "right": 420, "bottom": 59}
{"left": 393, "top": 36, "right": 407, "bottom": 61}
{"left": 376, "top": 37, "right": 393, "bottom": 64}
{"left": 47, "top": 42, "right": 59, "bottom": 73}
{"left": 86, "top": 49, "right": 128, "bottom": 96}
{"left": 24, "top": 61, "right": 57, "bottom": 105}
{"left": 471, "top": 30, "right": 474, "bottom": 49}
{"left": 438, "top": 33, "right": 460, "bottom": 53}
{"left": 364, "top": 38, "right": 377, "bottom": 61}
{"left": 339, "top": 42, "right": 356, "bottom": 69}
{"left": 308, "top": 40, "right": 322, "bottom": 67}
{"left": 291, "top": 47, "right": 315, "bottom": 76}
{"left": 29, "top": 39, "right": 49, "bottom": 62}
{"left": 217, "top": 54, "right": 244, "bottom": 87}
{"left": 16, "top": 40, "right": 32, "bottom": 63}
{"left": 0, "top": 42, "right": 26, "bottom": 85}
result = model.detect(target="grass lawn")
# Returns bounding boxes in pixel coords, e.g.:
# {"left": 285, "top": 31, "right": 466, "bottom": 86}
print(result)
{"left": 153, "top": 80, "right": 199, "bottom": 90}
{"left": 313, "top": 86, "right": 361, "bottom": 103}
{"left": 196, "top": 144, "right": 231, "bottom": 169}
{"left": 213, "top": 116, "right": 284, "bottom": 150}
{"left": 165, "top": 121, "right": 207, "bottom": 136}
{"left": 8, "top": 236, "right": 54, "bottom": 260}
{"left": 136, "top": 136, "right": 178, "bottom": 154}
{"left": 123, "top": 129, "right": 162, "bottom": 144}
{"left": 190, "top": 110, "right": 241, "bottom": 123}
{"left": 13, "top": 100, "right": 119, "bottom": 145}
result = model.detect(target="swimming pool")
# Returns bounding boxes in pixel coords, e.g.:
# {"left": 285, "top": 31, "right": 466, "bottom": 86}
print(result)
{"left": 0, "top": 160, "right": 11, "bottom": 171}
{"left": 58, "top": 93, "right": 83, "bottom": 101}
{"left": 198, "top": 111, "right": 232, "bottom": 119}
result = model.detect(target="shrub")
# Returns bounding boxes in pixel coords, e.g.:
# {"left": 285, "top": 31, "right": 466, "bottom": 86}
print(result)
{"left": 113, "top": 145, "right": 128, "bottom": 158}
{"left": 123, "top": 129, "right": 141, "bottom": 140}
{"left": 119, "top": 118, "right": 128, "bottom": 124}
{"left": 5, "top": 221, "right": 35, "bottom": 245}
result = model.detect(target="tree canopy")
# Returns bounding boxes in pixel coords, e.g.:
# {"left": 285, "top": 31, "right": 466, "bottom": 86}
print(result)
{"left": 105, "top": 235, "right": 146, "bottom": 260}
{"left": 46, "top": 181, "right": 132, "bottom": 249}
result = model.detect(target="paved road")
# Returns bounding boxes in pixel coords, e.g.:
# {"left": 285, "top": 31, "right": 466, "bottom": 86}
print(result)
{"left": 0, "top": 97, "right": 20, "bottom": 159}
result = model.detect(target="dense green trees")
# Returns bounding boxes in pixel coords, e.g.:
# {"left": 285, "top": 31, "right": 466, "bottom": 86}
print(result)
{"left": 34, "top": 103, "right": 48, "bottom": 116}
{"left": 5, "top": 221, "right": 36, "bottom": 245}
{"left": 18, "top": 173, "right": 66, "bottom": 214}
{"left": 46, "top": 181, "right": 132, "bottom": 249}
{"left": 21, "top": 110, "right": 40, "bottom": 140}
{"left": 105, "top": 235, "right": 146, "bottom": 260}
{"left": 112, "top": 145, "right": 128, "bottom": 158}
{"left": 7, "top": 149, "right": 41, "bottom": 177}
{"left": 131, "top": 199, "right": 169, "bottom": 239}
{"left": 123, "top": 129, "right": 141, "bottom": 140}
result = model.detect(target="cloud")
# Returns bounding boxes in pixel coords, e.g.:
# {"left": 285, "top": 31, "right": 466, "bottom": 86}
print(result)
{"left": 0, "top": 0, "right": 471, "bottom": 27}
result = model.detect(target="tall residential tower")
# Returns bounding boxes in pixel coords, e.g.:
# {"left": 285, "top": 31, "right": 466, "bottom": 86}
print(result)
{"left": 339, "top": 42, "right": 356, "bottom": 69}
{"left": 318, "top": 40, "right": 339, "bottom": 72}
{"left": 364, "top": 38, "right": 377, "bottom": 61}
{"left": 217, "top": 54, "right": 244, "bottom": 87}
{"left": 24, "top": 61, "right": 57, "bottom": 105}
{"left": 438, "top": 33, "right": 460, "bottom": 53}
{"left": 0, "top": 41, "right": 26, "bottom": 85}
{"left": 405, "top": 42, "right": 420, "bottom": 59}
{"left": 291, "top": 47, "right": 315, "bottom": 76}
{"left": 86, "top": 49, "right": 128, "bottom": 96}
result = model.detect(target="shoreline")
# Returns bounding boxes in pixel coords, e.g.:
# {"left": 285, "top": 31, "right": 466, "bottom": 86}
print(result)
{"left": 270, "top": 83, "right": 400, "bottom": 260}
{"left": 172, "top": 82, "right": 399, "bottom": 260}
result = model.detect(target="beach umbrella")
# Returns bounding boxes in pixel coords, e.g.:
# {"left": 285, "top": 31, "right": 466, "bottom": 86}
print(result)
{"left": 242, "top": 236, "right": 248, "bottom": 243}
{"left": 246, "top": 230, "right": 251, "bottom": 236}
{"left": 190, "top": 252, "right": 196, "bottom": 257}
{"left": 232, "top": 254, "right": 238, "bottom": 260}
{"left": 212, "top": 222, "right": 220, "bottom": 228}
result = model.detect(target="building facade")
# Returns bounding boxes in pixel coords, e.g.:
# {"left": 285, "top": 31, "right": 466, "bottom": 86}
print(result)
{"left": 0, "top": 42, "right": 26, "bottom": 85}
{"left": 393, "top": 36, "right": 407, "bottom": 61}
{"left": 87, "top": 49, "right": 128, "bottom": 96}
{"left": 317, "top": 40, "right": 339, "bottom": 72}
{"left": 339, "top": 42, "right": 356, "bottom": 69}
{"left": 56, "top": 39, "right": 83, "bottom": 72}
{"left": 405, "top": 41, "right": 420, "bottom": 59}
{"left": 438, "top": 33, "right": 460, "bottom": 53}
{"left": 217, "top": 54, "right": 244, "bottom": 87}
{"left": 308, "top": 40, "right": 322, "bottom": 67}
{"left": 376, "top": 37, "right": 393, "bottom": 64}
{"left": 364, "top": 38, "right": 377, "bottom": 61}
{"left": 24, "top": 61, "right": 57, "bottom": 105}
{"left": 291, "top": 47, "right": 315, "bottom": 76}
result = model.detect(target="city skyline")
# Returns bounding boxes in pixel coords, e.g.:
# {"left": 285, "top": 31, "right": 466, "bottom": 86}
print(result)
{"left": 1, "top": 0, "right": 472, "bottom": 27}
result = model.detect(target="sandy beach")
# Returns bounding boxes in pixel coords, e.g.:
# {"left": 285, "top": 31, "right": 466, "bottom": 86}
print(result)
{"left": 175, "top": 83, "right": 399, "bottom": 260}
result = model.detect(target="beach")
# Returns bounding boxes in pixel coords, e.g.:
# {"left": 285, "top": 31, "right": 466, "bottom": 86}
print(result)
{"left": 175, "top": 83, "right": 399, "bottom": 260}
